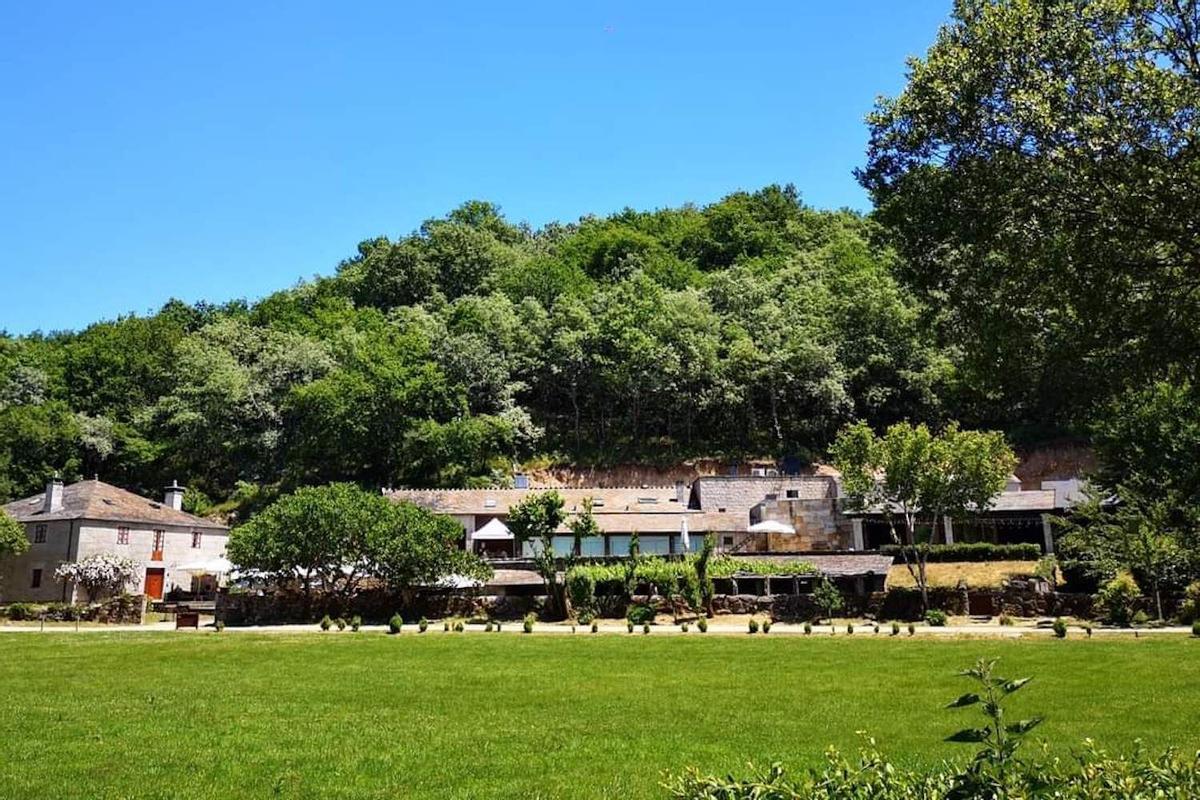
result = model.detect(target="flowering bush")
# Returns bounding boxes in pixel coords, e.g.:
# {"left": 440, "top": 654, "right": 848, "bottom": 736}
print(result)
{"left": 54, "top": 553, "right": 141, "bottom": 602}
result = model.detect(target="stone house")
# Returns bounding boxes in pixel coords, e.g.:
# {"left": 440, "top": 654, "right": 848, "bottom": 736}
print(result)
{"left": 1, "top": 478, "right": 229, "bottom": 603}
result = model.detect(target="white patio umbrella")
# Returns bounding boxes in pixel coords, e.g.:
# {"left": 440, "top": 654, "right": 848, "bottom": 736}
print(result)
{"left": 680, "top": 516, "right": 691, "bottom": 552}
{"left": 174, "top": 556, "right": 233, "bottom": 575}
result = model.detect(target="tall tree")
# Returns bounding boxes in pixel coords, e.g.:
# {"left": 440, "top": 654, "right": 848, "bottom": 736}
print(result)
{"left": 506, "top": 491, "right": 569, "bottom": 619}
{"left": 832, "top": 420, "right": 1016, "bottom": 611}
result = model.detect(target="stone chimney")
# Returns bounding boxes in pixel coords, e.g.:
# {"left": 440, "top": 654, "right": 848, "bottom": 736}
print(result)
{"left": 164, "top": 480, "right": 185, "bottom": 511}
{"left": 43, "top": 475, "right": 64, "bottom": 513}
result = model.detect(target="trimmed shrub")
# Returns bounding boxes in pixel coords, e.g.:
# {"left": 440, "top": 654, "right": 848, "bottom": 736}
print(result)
{"left": 697, "top": 617, "right": 708, "bottom": 633}
{"left": 319, "top": 615, "right": 332, "bottom": 632}
{"left": 214, "top": 620, "right": 225, "bottom": 632}
{"left": 485, "top": 620, "right": 494, "bottom": 632}
{"left": 453, "top": 620, "right": 464, "bottom": 633}
{"left": 388, "top": 614, "right": 403, "bottom": 634}
{"left": 804, "top": 622, "right": 812, "bottom": 635}
{"left": 924, "top": 609, "right": 947, "bottom": 627}
{"left": 748, "top": 618, "right": 759, "bottom": 634}
{"left": 999, "top": 614, "right": 1014, "bottom": 626}
{"left": 443, "top": 620, "right": 451, "bottom": 632}
{"left": 1084, "top": 623, "right": 1093, "bottom": 638}
{"left": 1192, "top": 620, "right": 1200, "bottom": 638}
{"left": 907, "top": 623, "right": 916, "bottom": 636}
{"left": 642, "top": 623, "right": 650, "bottom": 635}
{"left": 626, "top": 604, "right": 656, "bottom": 626}
{"left": 522, "top": 613, "right": 536, "bottom": 634}
{"left": 335, "top": 617, "right": 347, "bottom": 631}
{"left": 591, "top": 620, "right": 598, "bottom": 633}
{"left": 891, "top": 621, "right": 900, "bottom": 636}
{"left": 846, "top": 623, "right": 854, "bottom": 635}
{"left": 881, "top": 542, "right": 1041, "bottom": 563}
{"left": 1052, "top": 617, "right": 1068, "bottom": 638}
{"left": 627, "top": 620, "right": 634, "bottom": 634}
{"left": 418, "top": 617, "right": 429, "bottom": 633}
{"left": 5, "top": 603, "right": 39, "bottom": 621}
{"left": 350, "top": 615, "right": 362, "bottom": 632}
{"left": 680, "top": 622, "right": 689, "bottom": 633}
{"left": 1177, "top": 581, "right": 1200, "bottom": 624}
{"left": 1097, "top": 574, "right": 1141, "bottom": 627}
{"left": 762, "top": 619, "right": 772, "bottom": 634}
{"left": 873, "top": 624, "right": 880, "bottom": 635}
{"left": 1132, "top": 609, "right": 1151, "bottom": 627}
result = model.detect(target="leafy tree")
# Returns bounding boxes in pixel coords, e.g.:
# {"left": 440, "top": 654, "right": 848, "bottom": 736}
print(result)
{"left": 227, "top": 483, "right": 489, "bottom": 602}
{"left": 0, "top": 510, "right": 28, "bottom": 559}
{"left": 832, "top": 420, "right": 1016, "bottom": 611}
{"left": 811, "top": 577, "right": 844, "bottom": 624}
{"left": 505, "top": 490, "right": 568, "bottom": 618}
{"left": 861, "top": 0, "right": 1200, "bottom": 431}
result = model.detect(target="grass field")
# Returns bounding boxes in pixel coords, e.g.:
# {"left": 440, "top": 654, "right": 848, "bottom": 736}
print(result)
{"left": 887, "top": 560, "right": 1038, "bottom": 588}
{"left": 1, "top": 633, "right": 1197, "bottom": 799}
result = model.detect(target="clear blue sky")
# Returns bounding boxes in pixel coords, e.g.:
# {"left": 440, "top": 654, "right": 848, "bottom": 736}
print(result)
{"left": 0, "top": 2, "right": 950, "bottom": 334}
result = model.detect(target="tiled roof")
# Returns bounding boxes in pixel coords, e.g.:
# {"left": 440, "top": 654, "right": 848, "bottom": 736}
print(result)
{"left": 846, "top": 489, "right": 1062, "bottom": 516}
{"left": 3, "top": 480, "right": 228, "bottom": 530}
{"left": 386, "top": 486, "right": 685, "bottom": 515}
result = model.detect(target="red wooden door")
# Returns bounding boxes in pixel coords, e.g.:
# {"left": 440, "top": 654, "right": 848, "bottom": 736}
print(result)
{"left": 144, "top": 568, "right": 165, "bottom": 600}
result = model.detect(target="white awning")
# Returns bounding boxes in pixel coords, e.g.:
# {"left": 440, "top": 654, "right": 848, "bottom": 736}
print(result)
{"left": 473, "top": 518, "right": 513, "bottom": 541}
{"left": 747, "top": 520, "right": 796, "bottom": 534}
{"left": 174, "top": 556, "right": 233, "bottom": 574}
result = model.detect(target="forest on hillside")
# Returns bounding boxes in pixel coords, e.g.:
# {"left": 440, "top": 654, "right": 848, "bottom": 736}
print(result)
{"left": 5, "top": 0, "right": 1200, "bottom": 531}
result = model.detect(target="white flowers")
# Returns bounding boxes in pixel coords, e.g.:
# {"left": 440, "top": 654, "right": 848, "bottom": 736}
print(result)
{"left": 55, "top": 553, "right": 142, "bottom": 601}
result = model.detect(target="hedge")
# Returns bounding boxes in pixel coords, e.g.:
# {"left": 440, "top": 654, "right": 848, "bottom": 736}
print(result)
{"left": 880, "top": 542, "right": 1041, "bottom": 563}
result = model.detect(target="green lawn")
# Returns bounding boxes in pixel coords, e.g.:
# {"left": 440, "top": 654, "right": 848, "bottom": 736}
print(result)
{"left": 0, "top": 633, "right": 1197, "bottom": 799}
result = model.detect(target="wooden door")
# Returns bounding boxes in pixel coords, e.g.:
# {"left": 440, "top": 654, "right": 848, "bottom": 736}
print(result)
{"left": 144, "top": 568, "right": 165, "bottom": 600}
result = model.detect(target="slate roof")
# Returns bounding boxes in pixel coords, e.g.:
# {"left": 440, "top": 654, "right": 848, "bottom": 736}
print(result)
{"left": 690, "top": 475, "right": 837, "bottom": 512}
{"left": 386, "top": 486, "right": 685, "bottom": 515}
{"left": 3, "top": 480, "right": 228, "bottom": 530}
{"left": 845, "top": 489, "right": 1061, "bottom": 516}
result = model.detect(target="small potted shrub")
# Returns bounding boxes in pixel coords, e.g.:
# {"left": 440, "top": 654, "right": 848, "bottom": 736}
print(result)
{"left": 1192, "top": 619, "right": 1200, "bottom": 638}
{"left": 571, "top": 624, "right": 577, "bottom": 634}
{"left": 642, "top": 623, "right": 650, "bottom": 635}
{"left": 803, "top": 622, "right": 812, "bottom": 635}
{"left": 627, "top": 621, "right": 634, "bottom": 634}
{"left": 891, "top": 621, "right": 900, "bottom": 636}
{"left": 522, "top": 612, "right": 536, "bottom": 634}
{"left": 924, "top": 609, "right": 948, "bottom": 627}
{"left": 454, "top": 620, "right": 464, "bottom": 633}
{"left": 335, "top": 617, "right": 347, "bottom": 632}
{"left": 846, "top": 623, "right": 854, "bottom": 635}
{"left": 1084, "top": 623, "right": 1094, "bottom": 638}
{"left": 494, "top": 621, "right": 502, "bottom": 632}
{"left": 748, "top": 618, "right": 759, "bottom": 634}
{"left": 214, "top": 620, "right": 225, "bottom": 633}
{"left": 680, "top": 622, "right": 689, "bottom": 633}
{"left": 999, "top": 614, "right": 1014, "bottom": 626}
{"left": 443, "top": 620, "right": 451, "bottom": 632}
{"left": 762, "top": 619, "right": 772, "bottom": 634}
{"left": 485, "top": 620, "right": 494, "bottom": 632}
{"left": 907, "top": 623, "right": 916, "bottom": 636}
{"left": 1052, "top": 617, "right": 1068, "bottom": 639}
{"left": 591, "top": 621, "right": 599, "bottom": 633}
{"left": 418, "top": 617, "right": 429, "bottom": 633}
{"left": 873, "top": 624, "right": 880, "bottom": 635}
{"left": 350, "top": 615, "right": 362, "bottom": 632}
{"left": 319, "top": 615, "right": 332, "bottom": 632}
{"left": 388, "top": 614, "right": 404, "bottom": 635}
{"left": 697, "top": 617, "right": 708, "bottom": 633}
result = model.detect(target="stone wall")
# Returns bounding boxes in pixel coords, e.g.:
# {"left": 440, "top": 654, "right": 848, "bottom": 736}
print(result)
{"left": 217, "top": 589, "right": 545, "bottom": 625}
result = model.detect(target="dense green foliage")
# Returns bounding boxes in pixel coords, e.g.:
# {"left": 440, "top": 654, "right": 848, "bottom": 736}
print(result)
{"left": 1, "top": 635, "right": 1197, "bottom": 799}
{"left": 0, "top": 510, "right": 27, "bottom": 560}
{"left": 0, "top": 188, "right": 947, "bottom": 509}
{"left": 226, "top": 483, "right": 490, "bottom": 596}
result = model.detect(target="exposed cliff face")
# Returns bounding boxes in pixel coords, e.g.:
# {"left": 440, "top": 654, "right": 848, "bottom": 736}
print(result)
{"left": 522, "top": 441, "right": 1094, "bottom": 489}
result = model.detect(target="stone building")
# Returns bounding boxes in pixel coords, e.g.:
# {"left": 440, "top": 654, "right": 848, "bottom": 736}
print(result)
{"left": 1, "top": 478, "right": 229, "bottom": 603}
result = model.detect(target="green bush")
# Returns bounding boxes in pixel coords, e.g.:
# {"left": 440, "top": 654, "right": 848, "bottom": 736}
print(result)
{"left": 907, "top": 623, "right": 916, "bottom": 636}
{"left": 999, "top": 614, "right": 1014, "bottom": 626}
{"left": 1132, "top": 609, "right": 1151, "bottom": 627}
{"left": 565, "top": 570, "right": 596, "bottom": 621}
{"left": 485, "top": 620, "right": 494, "bottom": 632}
{"left": 388, "top": 614, "right": 403, "bottom": 634}
{"left": 319, "top": 615, "right": 332, "bottom": 632}
{"left": 697, "top": 617, "right": 708, "bottom": 633}
{"left": 1053, "top": 617, "right": 1068, "bottom": 638}
{"left": 214, "top": 620, "right": 225, "bottom": 632}
{"left": 642, "top": 623, "right": 650, "bottom": 635}
{"left": 44, "top": 602, "right": 85, "bottom": 621}
{"left": 1177, "top": 581, "right": 1200, "bottom": 624}
{"left": 1098, "top": 574, "right": 1141, "bottom": 627}
{"left": 762, "top": 619, "right": 772, "bottom": 634}
{"left": 5, "top": 602, "right": 38, "bottom": 621}
{"left": 418, "top": 617, "right": 428, "bottom": 633}
{"left": 924, "top": 609, "right": 947, "bottom": 627}
{"left": 748, "top": 618, "right": 759, "bottom": 634}
{"left": 880, "top": 542, "right": 1041, "bottom": 563}
{"left": 873, "top": 624, "right": 880, "bottom": 635}
{"left": 1192, "top": 620, "right": 1200, "bottom": 638}
{"left": 522, "top": 613, "right": 536, "bottom": 634}
{"left": 804, "top": 622, "right": 812, "bottom": 635}
{"left": 1059, "top": 558, "right": 1115, "bottom": 594}
{"left": 334, "top": 617, "right": 347, "bottom": 632}
{"left": 1084, "top": 623, "right": 1093, "bottom": 637}
{"left": 846, "top": 623, "right": 854, "bottom": 635}
{"left": 350, "top": 615, "right": 362, "bottom": 632}
{"left": 680, "top": 622, "right": 689, "bottom": 633}
{"left": 626, "top": 620, "right": 634, "bottom": 633}
{"left": 591, "top": 620, "right": 598, "bottom": 633}
{"left": 443, "top": 620, "right": 451, "bottom": 632}
{"left": 453, "top": 620, "right": 464, "bottom": 633}
{"left": 891, "top": 621, "right": 900, "bottom": 636}
{"left": 626, "top": 604, "right": 656, "bottom": 626}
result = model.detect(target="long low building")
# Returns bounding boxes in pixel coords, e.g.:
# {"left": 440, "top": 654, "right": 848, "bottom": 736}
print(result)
{"left": 386, "top": 473, "right": 1082, "bottom": 558}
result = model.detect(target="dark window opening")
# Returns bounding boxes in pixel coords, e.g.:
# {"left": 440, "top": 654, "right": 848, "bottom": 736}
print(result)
{"left": 31, "top": 568, "right": 42, "bottom": 589}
